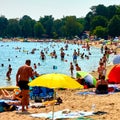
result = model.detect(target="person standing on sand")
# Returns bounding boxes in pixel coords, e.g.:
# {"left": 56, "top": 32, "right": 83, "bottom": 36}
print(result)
{"left": 16, "top": 59, "right": 34, "bottom": 112}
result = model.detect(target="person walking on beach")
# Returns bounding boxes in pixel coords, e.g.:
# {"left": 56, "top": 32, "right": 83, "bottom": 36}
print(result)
{"left": 16, "top": 59, "right": 34, "bottom": 112}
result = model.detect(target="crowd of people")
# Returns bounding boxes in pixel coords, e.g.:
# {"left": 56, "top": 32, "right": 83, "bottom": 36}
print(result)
{"left": 0, "top": 39, "right": 118, "bottom": 113}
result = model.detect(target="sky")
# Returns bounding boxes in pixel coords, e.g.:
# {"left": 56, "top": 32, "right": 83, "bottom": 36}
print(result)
{"left": 0, "top": 0, "right": 120, "bottom": 20}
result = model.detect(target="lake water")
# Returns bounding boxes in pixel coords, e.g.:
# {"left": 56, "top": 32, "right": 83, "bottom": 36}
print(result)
{"left": 0, "top": 41, "right": 114, "bottom": 87}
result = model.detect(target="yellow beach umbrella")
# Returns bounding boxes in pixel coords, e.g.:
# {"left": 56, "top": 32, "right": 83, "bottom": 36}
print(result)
{"left": 28, "top": 73, "right": 83, "bottom": 89}
{"left": 28, "top": 73, "right": 83, "bottom": 120}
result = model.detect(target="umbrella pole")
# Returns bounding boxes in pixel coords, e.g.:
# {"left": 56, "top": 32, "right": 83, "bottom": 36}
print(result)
{"left": 52, "top": 89, "right": 56, "bottom": 120}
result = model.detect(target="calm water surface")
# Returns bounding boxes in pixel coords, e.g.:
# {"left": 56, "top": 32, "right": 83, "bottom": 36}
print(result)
{"left": 0, "top": 41, "right": 114, "bottom": 86}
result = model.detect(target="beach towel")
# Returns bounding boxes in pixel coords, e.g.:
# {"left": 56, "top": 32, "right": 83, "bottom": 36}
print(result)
{"left": 30, "top": 109, "right": 94, "bottom": 119}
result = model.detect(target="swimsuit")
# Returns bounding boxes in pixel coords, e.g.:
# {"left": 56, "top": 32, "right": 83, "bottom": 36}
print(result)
{"left": 95, "top": 84, "right": 108, "bottom": 94}
{"left": 18, "top": 80, "right": 29, "bottom": 90}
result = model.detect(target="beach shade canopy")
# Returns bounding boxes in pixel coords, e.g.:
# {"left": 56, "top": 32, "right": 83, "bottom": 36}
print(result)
{"left": 84, "top": 74, "right": 97, "bottom": 86}
{"left": 108, "top": 64, "right": 120, "bottom": 84}
{"left": 28, "top": 73, "right": 83, "bottom": 120}
{"left": 76, "top": 71, "right": 89, "bottom": 78}
{"left": 76, "top": 71, "right": 97, "bottom": 86}
{"left": 113, "top": 55, "right": 120, "bottom": 64}
{"left": 29, "top": 73, "right": 83, "bottom": 89}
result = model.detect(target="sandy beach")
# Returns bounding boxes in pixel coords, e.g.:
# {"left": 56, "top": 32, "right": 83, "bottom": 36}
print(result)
{"left": 1, "top": 88, "right": 120, "bottom": 120}
{"left": 0, "top": 41, "right": 120, "bottom": 120}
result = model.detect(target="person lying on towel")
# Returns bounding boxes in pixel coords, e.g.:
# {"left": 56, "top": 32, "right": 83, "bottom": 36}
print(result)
{"left": 0, "top": 89, "right": 22, "bottom": 101}
{"left": 95, "top": 75, "right": 108, "bottom": 94}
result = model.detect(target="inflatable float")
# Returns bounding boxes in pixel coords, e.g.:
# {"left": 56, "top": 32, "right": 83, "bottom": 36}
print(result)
{"left": 0, "top": 86, "right": 19, "bottom": 91}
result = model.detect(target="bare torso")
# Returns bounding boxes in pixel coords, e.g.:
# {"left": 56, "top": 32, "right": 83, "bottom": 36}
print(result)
{"left": 16, "top": 65, "right": 33, "bottom": 81}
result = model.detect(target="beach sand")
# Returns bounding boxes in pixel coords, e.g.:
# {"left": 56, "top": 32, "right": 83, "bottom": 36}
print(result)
{"left": 1, "top": 88, "right": 120, "bottom": 120}
{"left": 0, "top": 42, "right": 120, "bottom": 120}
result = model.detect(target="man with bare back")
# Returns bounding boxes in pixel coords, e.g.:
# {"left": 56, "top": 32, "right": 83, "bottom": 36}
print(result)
{"left": 16, "top": 59, "right": 34, "bottom": 112}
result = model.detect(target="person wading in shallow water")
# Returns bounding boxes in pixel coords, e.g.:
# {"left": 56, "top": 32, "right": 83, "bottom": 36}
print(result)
{"left": 16, "top": 59, "right": 34, "bottom": 112}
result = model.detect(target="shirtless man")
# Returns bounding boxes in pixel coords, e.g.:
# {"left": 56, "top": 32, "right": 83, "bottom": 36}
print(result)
{"left": 16, "top": 59, "right": 34, "bottom": 112}
{"left": 97, "top": 62, "right": 106, "bottom": 79}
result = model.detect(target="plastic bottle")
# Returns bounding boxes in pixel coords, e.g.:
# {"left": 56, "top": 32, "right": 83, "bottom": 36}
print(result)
{"left": 91, "top": 104, "right": 95, "bottom": 111}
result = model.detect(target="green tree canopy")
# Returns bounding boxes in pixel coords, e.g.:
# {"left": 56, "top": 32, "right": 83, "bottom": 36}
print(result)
{"left": 0, "top": 16, "right": 8, "bottom": 37}
{"left": 93, "top": 26, "right": 108, "bottom": 38}
{"left": 19, "top": 15, "right": 35, "bottom": 38}
{"left": 90, "top": 15, "right": 108, "bottom": 31}
{"left": 108, "top": 15, "right": 120, "bottom": 37}
{"left": 6, "top": 19, "right": 21, "bottom": 37}
{"left": 39, "top": 15, "right": 54, "bottom": 38}
{"left": 34, "top": 22, "right": 45, "bottom": 38}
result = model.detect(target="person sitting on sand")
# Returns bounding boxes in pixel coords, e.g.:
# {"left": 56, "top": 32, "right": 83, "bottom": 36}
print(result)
{"left": 95, "top": 75, "right": 108, "bottom": 94}
{"left": 0, "top": 89, "right": 22, "bottom": 101}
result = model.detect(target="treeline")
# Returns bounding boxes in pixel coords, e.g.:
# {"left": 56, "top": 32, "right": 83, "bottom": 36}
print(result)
{"left": 0, "top": 4, "right": 120, "bottom": 40}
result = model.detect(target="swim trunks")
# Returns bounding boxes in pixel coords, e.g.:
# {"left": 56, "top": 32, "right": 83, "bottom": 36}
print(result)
{"left": 18, "top": 80, "right": 29, "bottom": 90}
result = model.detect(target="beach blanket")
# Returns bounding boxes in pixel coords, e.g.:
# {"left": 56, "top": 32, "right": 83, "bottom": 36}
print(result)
{"left": 76, "top": 91, "right": 114, "bottom": 95}
{"left": 30, "top": 109, "right": 94, "bottom": 119}
{"left": 77, "top": 84, "right": 120, "bottom": 95}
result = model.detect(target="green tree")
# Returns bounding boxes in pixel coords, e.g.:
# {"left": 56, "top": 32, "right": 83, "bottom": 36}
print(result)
{"left": 108, "top": 15, "right": 120, "bottom": 37}
{"left": 91, "top": 4, "right": 108, "bottom": 17}
{"left": 64, "top": 16, "right": 83, "bottom": 39}
{"left": 90, "top": 15, "right": 108, "bottom": 31}
{"left": 19, "top": 15, "right": 35, "bottom": 38}
{"left": 0, "top": 15, "right": 8, "bottom": 37}
{"left": 6, "top": 19, "right": 21, "bottom": 37}
{"left": 93, "top": 26, "right": 108, "bottom": 38}
{"left": 39, "top": 15, "right": 54, "bottom": 38}
{"left": 107, "top": 5, "right": 117, "bottom": 20}
{"left": 116, "top": 5, "right": 120, "bottom": 15}
{"left": 84, "top": 12, "right": 94, "bottom": 31}
{"left": 34, "top": 22, "right": 45, "bottom": 38}
{"left": 52, "top": 19, "right": 65, "bottom": 38}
